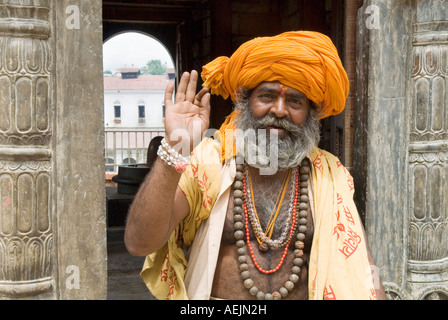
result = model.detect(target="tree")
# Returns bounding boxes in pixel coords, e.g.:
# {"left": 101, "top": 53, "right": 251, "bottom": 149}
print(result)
{"left": 141, "top": 59, "right": 166, "bottom": 75}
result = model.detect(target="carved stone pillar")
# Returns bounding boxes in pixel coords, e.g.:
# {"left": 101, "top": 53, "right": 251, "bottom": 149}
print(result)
{"left": 354, "top": 0, "right": 448, "bottom": 300}
{"left": 0, "top": 0, "right": 106, "bottom": 299}
{"left": 407, "top": 1, "right": 448, "bottom": 300}
{"left": 0, "top": 0, "right": 54, "bottom": 299}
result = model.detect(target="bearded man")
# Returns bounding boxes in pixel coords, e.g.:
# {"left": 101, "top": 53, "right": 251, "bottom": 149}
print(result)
{"left": 124, "top": 31, "right": 386, "bottom": 300}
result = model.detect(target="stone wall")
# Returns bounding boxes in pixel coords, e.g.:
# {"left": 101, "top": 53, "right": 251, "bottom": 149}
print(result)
{"left": 354, "top": 0, "right": 448, "bottom": 300}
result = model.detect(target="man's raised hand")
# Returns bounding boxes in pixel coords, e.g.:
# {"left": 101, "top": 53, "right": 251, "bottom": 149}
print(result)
{"left": 164, "top": 70, "right": 211, "bottom": 155}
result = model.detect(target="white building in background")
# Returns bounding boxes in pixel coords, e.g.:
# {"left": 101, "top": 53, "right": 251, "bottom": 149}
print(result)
{"left": 103, "top": 67, "right": 174, "bottom": 171}
{"left": 104, "top": 67, "right": 174, "bottom": 129}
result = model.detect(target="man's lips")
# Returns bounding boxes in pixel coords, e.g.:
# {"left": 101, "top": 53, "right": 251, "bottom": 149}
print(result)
{"left": 266, "top": 126, "right": 287, "bottom": 136}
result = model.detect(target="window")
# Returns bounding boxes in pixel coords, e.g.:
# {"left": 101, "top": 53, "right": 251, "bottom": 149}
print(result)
{"left": 113, "top": 103, "right": 121, "bottom": 124}
{"left": 138, "top": 104, "right": 145, "bottom": 124}
{"left": 138, "top": 105, "right": 145, "bottom": 118}
{"left": 114, "top": 104, "right": 121, "bottom": 118}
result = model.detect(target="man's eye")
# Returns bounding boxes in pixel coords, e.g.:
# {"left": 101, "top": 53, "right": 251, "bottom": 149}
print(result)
{"left": 287, "top": 98, "right": 303, "bottom": 107}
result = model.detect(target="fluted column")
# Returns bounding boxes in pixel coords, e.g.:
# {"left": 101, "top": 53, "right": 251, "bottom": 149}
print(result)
{"left": 0, "top": 0, "right": 55, "bottom": 299}
{"left": 0, "top": 0, "right": 106, "bottom": 299}
{"left": 406, "top": 0, "right": 448, "bottom": 300}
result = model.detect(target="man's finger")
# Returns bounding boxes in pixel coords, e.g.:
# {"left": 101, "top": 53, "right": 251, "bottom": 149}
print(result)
{"left": 164, "top": 82, "right": 175, "bottom": 107}
{"left": 194, "top": 87, "right": 209, "bottom": 105}
{"left": 185, "top": 70, "right": 198, "bottom": 102}
{"left": 201, "top": 92, "right": 211, "bottom": 112}
{"left": 175, "top": 72, "right": 190, "bottom": 103}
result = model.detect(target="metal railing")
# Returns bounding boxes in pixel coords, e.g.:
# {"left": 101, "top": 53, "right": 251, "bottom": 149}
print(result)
{"left": 104, "top": 128, "right": 165, "bottom": 172}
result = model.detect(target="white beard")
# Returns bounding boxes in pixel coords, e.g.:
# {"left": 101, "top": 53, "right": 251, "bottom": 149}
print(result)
{"left": 233, "top": 100, "right": 321, "bottom": 174}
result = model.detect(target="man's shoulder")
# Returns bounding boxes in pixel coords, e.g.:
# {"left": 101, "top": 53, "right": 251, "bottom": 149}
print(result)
{"left": 191, "top": 137, "right": 223, "bottom": 165}
{"left": 310, "top": 147, "right": 340, "bottom": 163}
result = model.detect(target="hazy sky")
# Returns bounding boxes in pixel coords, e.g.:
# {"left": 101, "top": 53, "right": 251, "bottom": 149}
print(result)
{"left": 103, "top": 32, "right": 174, "bottom": 72}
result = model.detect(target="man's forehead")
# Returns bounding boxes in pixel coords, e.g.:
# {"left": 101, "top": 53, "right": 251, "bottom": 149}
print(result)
{"left": 254, "top": 81, "right": 306, "bottom": 97}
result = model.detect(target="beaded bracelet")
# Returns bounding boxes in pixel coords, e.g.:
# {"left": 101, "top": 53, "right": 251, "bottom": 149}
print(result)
{"left": 157, "top": 138, "right": 191, "bottom": 173}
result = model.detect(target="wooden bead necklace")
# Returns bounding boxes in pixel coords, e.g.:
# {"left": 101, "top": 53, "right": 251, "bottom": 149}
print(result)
{"left": 232, "top": 158, "right": 310, "bottom": 300}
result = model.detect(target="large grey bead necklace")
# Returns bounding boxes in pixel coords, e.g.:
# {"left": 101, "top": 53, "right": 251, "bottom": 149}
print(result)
{"left": 232, "top": 159, "right": 310, "bottom": 300}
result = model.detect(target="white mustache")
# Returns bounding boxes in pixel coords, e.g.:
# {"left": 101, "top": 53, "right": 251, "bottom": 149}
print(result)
{"left": 258, "top": 115, "right": 303, "bottom": 139}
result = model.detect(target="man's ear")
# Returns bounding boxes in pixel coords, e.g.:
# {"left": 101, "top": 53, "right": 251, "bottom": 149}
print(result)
{"left": 310, "top": 101, "right": 323, "bottom": 119}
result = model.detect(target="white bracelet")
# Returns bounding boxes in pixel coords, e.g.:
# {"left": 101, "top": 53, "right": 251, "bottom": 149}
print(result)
{"left": 157, "top": 138, "right": 191, "bottom": 173}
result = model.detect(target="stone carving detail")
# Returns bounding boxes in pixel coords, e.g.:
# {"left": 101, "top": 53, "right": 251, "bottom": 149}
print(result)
{"left": 0, "top": 1, "right": 54, "bottom": 298}
{"left": 422, "top": 291, "right": 448, "bottom": 300}
{"left": 0, "top": 161, "right": 53, "bottom": 297}
{"left": 407, "top": 20, "right": 448, "bottom": 299}
{"left": 415, "top": 285, "right": 448, "bottom": 300}
{"left": 411, "top": 44, "right": 448, "bottom": 142}
{"left": 408, "top": 149, "right": 448, "bottom": 261}
{"left": 383, "top": 282, "right": 408, "bottom": 300}
{"left": 0, "top": 35, "right": 52, "bottom": 146}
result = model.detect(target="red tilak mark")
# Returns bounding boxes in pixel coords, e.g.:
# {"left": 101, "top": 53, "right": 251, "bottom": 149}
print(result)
{"left": 279, "top": 84, "right": 287, "bottom": 95}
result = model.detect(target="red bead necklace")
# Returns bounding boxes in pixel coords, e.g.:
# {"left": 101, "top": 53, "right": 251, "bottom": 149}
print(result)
{"left": 242, "top": 167, "right": 300, "bottom": 274}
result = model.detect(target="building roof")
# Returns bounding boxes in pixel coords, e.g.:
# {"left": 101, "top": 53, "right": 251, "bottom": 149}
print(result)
{"left": 120, "top": 67, "right": 140, "bottom": 74}
{"left": 104, "top": 74, "right": 173, "bottom": 90}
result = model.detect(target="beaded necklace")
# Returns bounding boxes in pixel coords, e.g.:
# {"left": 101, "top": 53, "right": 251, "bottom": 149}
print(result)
{"left": 232, "top": 158, "right": 310, "bottom": 300}
{"left": 245, "top": 167, "right": 295, "bottom": 252}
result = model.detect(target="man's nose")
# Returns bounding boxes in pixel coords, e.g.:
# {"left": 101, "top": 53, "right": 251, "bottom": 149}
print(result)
{"left": 270, "top": 96, "right": 288, "bottom": 118}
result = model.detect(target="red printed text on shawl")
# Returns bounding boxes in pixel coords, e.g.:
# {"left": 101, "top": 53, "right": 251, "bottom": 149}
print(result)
{"left": 313, "top": 153, "right": 323, "bottom": 174}
{"left": 333, "top": 190, "right": 362, "bottom": 259}
{"left": 339, "top": 227, "right": 362, "bottom": 259}
{"left": 324, "top": 285, "right": 336, "bottom": 300}
{"left": 160, "top": 252, "right": 178, "bottom": 299}
{"left": 342, "top": 205, "right": 355, "bottom": 226}
{"left": 337, "top": 160, "right": 354, "bottom": 191}
{"left": 370, "top": 288, "right": 377, "bottom": 300}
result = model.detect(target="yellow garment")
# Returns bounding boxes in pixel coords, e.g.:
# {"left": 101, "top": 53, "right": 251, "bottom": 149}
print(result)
{"left": 141, "top": 138, "right": 222, "bottom": 300}
{"left": 308, "top": 149, "right": 376, "bottom": 299}
{"left": 141, "top": 138, "right": 376, "bottom": 300}
{"left": 202, "top": 31, "right": 349, "bottom": 119}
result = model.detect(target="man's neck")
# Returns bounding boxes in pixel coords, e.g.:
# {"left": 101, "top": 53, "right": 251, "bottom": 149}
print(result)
{"left": 247, "top": 165, "right": 291, "bottom": 184}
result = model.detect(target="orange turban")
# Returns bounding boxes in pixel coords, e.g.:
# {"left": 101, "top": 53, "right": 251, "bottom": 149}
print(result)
{"left": 201, "top": 31, "right": 349, "bottom": 120}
